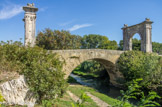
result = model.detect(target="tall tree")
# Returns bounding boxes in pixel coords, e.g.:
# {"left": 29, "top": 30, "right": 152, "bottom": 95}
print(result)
{"left": 81, "top": 34, "right": 118, "bottom": 50}
{"left": 36, "top": 28, "right": 82, "bottom": 50}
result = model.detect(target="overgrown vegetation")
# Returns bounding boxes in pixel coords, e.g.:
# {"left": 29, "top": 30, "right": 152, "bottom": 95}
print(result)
{"left": 0, "top": 41, "right": 67, "bottom": 103}
{"left": 72, "top": 60, "right": 107, "bottom": 78}
{"left": 114, "top": 78, "right": 161, "bottom": 107}
{"left": 117, "top": 51, "right": 162, "bottom": 105}
{"left": 71, "top": 93, "right": 91, "bottom": 107}
{"left": 118, "top": 51, "right": 162, "bottom": 90}
{"left": 0, "top": 92, "right": 4, "bottom": 107}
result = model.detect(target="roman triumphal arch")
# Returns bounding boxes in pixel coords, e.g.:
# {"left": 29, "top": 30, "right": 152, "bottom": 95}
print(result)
{"left": 122, "top": 18, "right": 153, "bottom": 53}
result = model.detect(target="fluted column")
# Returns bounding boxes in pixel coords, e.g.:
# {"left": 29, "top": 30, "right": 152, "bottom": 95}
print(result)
{"left": 23, "top": 3, "right": 38, "bottom": 47}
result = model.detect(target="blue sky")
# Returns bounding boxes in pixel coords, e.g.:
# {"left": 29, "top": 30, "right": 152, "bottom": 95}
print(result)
{"left": 0, "top": 0, "right": 162, "bottom": 43}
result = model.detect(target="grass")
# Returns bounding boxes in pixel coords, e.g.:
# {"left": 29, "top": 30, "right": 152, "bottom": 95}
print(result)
{"left": 34, "top": 93, "right": 74, "bottom": 107}
{"left": 54, "top": 93, "right": 74, "bottom": 107}
{"left": 35, "top": 86, "right": 98, "bottom": 107}
{"left": 68, "top": 85, "right": 131, "bottom": 106}
{"left": 67, "top": 85, "right": 98, "bottom": 107}
{"left": 1, "top": 84, "right": 131, "bottom": 107}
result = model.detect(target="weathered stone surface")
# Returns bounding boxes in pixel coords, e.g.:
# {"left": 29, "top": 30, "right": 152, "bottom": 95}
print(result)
{"left": 52, "top": 49, "right": 124, "bottom": 86}
{"left": 23, "top": 3, "right": 38, "bottom": 47}
{"left": 122, "top": 18, "right": 153, "bottom": 53}
{"left": 0, "top": 75, "right": 36, "bottom": 107}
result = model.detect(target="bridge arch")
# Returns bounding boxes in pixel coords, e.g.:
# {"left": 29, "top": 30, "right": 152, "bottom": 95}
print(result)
{"left": 52, "top": 49, "right": 124, "bottom": 86}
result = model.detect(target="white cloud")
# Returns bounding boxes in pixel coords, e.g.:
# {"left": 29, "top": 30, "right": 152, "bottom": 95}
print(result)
{"left": 0, "top": 4, "right": 23, "bottom": 20}
{"left": 59, "top": 20, "right": 75, "bottom": 27}
{"left": 68, "top": 24, "right": 93, "bottom": 31}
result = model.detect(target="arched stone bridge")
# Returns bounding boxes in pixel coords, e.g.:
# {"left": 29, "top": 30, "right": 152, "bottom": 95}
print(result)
{"left": 52, "top": 49, "right": 124, "bottom": 86}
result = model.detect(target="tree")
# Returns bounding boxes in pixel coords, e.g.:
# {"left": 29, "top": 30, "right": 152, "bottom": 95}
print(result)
{"left": 36, "top": 28, "right": 82, "bottom": 50}
{"left": 132, "top": 38, "right": 141, "bottom": 51}
{"left": 81, "top": 34, "right": 118, "bottom": 50}
{"left": 118, "top": 38, "right": 141, "bottom": 51}
{"left": 79, "top": 60, "right": 105, "bottom": 74}
{"left": 152, "top": 42, "right": 162, "bottom": 55}
{"left": 118, "top": 40, "right": 123, "bottom": 50}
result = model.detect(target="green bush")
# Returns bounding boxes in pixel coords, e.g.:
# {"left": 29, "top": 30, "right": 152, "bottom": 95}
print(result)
{"left": 114, "top": 78, "right": 161, "bottom": 107}
{"left": 0, "top": 41, "right": 68, "bottom": 102}
{"left": 0, "top": 92, "right": 4, "bottom": 107}
{"left": 117, "top": 51, "right": 162, "bottom": 92}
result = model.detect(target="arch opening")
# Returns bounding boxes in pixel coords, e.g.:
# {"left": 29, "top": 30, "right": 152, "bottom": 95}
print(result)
{"left": 130, "top": 33, "right": 142, "bottom": 51}
{"left": 67, "top": 58, "right": 121, "bottom": 98}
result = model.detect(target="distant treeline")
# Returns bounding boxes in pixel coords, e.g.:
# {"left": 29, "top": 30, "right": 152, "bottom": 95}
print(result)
{"left": 36, "top": 28, "right": 162, "bottom": 54}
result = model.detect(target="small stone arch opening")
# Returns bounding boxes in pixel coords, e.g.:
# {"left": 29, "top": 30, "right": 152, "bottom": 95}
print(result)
{"left": 130, "top": 33, "right": 142, "bottom": 51}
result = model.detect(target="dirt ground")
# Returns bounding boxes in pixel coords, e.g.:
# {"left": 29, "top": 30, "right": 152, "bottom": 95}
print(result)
{"left": 0, "top": 71, "right": 19, "bottom": 84}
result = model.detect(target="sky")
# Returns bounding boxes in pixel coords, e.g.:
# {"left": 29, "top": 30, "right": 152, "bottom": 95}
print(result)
{"left": 0, "top": 0, "right": 162, "bottom": 44}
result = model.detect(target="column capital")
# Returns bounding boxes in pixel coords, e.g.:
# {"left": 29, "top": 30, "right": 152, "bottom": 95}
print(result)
{"left": 23, "top": 3, "right": 38, "bottom": 13}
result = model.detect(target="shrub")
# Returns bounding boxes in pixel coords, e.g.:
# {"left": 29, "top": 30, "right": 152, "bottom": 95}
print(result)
{"left": 117, "top": 51, "right": 162, "bottom": 91}
{"left": 114, "top": 78, "right": 161, "bottom": 107}
{"left": 21, "top": 47, "right": 68, "bottom": 102}
{"left": 0, "top": 41, "right": 68, "bottom": 103}
{"left": 0, "top": 92, "right": 4, "bottom": 107}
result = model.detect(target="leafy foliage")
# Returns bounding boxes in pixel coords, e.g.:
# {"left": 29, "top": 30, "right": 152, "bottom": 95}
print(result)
{"left": 0, "top": 92, "right": 4, "bottom": 107}
{"left": 36, "top": 29, "right": 82, "bottom": 50}
{"left": 41, "top": 100, "right": 54, "bottom": 107}
{"left": 117, "top": 51, "right": 162, "bottom": 91}
{"left": 81, "top": 34, "right": 118, "bottom": 49}
{"left": 79, "top": 60, "right": 105, "bottom": 74}
{"left": 113, "top": 78, "right": 161, "bottom": 107}
{"left": 137, "top": 91, "right": 161, "bottom": 107}
{"left": 71, "top": 93, "right": 90, "bottom": 107}
{"left": 152, "top": 42, "right": 162, "bottom": 55}
{"left": 0, "top": 41, "right": 68, "bottom": 103}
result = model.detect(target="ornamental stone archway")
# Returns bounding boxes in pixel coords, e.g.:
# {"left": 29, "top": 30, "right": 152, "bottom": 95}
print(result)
{"left": 122, "top": 18, "right": 153, "bottom": 53}
{"left": 52, "top": 49, "right": 124, "bottom": 86}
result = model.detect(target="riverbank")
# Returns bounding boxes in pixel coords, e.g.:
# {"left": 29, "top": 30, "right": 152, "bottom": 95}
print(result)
{"left": 34, "top": 84, "right": 126, "bottom": 107}
{"left": 69, "top": 73, "right": 122, "bottom": 98}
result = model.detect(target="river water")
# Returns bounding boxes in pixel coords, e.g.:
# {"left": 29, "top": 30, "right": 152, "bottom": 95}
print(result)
{"left": 70, "top": 73, "right": 122, "bottom": 98}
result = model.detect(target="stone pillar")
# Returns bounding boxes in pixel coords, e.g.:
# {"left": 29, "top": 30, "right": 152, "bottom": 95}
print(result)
{"left": 144, "top": 18, "right": 153, "bottom": 53}
{"left": 122, "top": 24, "right": 129, "bottom": 51}
{"left": 23, "top": 3, "right": 38, "bottom": 47}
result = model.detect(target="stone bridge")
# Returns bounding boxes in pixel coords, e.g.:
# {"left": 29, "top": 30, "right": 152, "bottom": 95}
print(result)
{"left": 22, "top": 4, "right": 154, "bottom": 86}
{"left": 52, "top": 49, "right": 124, "bottom": 86}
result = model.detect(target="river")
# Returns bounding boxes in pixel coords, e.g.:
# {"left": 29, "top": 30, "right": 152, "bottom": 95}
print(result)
{"left": 70, "top": 73, "right": 122, "bottom": 98}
